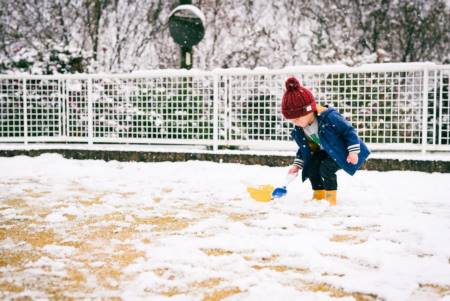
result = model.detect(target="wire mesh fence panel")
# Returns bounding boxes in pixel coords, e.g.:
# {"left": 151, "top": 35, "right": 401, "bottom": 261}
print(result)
{"left": 90, "top": 76, "right": 215, "bottom": 142}
{"left": 0, "top": 79, "right": 24, "bottom": 138}
{"left": 91, "top": 77, "right": 139, "bottom": 140}
{"left": 227, "top": 74, "right": 290, "bottom": 143}
{"left": 25, "top": 79, "right": 62, "bottom": 138}
{"left": 216, "top": 75, "right": 228, "bottom": 143}
{"left": 300, "top": 71, "right": 425, "bottom": 145}
{"left": 226, "top": 70, "right": 429, "bottom": 147}
{"left": 438, "top": 71, "right": 450, "bottom": 145}
{"left": 64, "top": 79, "right": 89, "bottom": 139}
{"left": 0, "top": 64, "right": 449, "bottom": 151}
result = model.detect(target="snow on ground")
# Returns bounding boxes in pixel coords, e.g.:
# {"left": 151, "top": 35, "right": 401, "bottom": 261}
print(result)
{"left": 1, "top": 154, "right": 450, "bottom": 300}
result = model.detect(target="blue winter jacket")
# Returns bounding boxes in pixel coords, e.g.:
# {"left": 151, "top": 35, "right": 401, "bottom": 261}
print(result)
{"left": 291, "top": 106, "right": 370, "bottom": 181}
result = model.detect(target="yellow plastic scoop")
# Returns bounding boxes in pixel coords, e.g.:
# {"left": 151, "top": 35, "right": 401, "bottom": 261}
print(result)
{"left": 247, "top": 184, "right": 274, "bottom": 202}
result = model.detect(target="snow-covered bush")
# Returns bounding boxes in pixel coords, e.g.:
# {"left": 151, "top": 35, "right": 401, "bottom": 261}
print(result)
{"left": 0, "top": 46, "right": 91, "bottom": 75}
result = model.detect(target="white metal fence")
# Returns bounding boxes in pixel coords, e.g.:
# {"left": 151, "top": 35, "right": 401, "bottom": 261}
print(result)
{"left": 1, "top": 63, "right": 449, "bottom": 152}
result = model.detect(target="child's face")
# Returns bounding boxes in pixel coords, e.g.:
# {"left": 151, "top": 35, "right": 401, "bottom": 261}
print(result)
{"left": 289, "top": 112, "right": 315, "bottom": 128}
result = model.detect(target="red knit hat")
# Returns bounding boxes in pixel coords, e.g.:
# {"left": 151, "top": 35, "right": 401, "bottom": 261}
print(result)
{"left": 281, "top": 77, "right": 317, "bottom": 119}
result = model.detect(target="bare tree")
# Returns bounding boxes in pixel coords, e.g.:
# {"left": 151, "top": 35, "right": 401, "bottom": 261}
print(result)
{"left": 306, "top": 0, "right": 363, "bottom": 64}
{"left": 83, "top": 0, "right": 110, "bottom": 61}
{"left": 1, "top": 0, "right": 449, "bottom": 73}
{"left": 388, "top": 0, "right": 450, "bottom": 62}
{"left": 351, "top": 0, "right": 392, "bottom": 55}
{"left": 0, "top": 0, "right": 84, "bottom": 71}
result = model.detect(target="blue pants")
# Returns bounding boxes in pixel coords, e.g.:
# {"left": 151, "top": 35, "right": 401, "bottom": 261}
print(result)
{"left": 306, "top": 150, "right": 341, "bottom": 190}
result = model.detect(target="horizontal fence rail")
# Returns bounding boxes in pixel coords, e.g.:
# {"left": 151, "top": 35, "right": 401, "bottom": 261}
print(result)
{"left": 0, "top": 63, "right": 449, "bottom": 152}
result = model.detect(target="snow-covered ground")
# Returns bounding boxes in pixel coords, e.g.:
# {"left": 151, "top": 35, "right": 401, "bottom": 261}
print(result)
{"left": 1, "top": 154, "right": 450, "bottom": 300}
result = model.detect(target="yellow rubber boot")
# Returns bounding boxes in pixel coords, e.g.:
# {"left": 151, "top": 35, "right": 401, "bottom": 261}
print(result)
{"left": 312, "top": 190, "right": 325, "bottom": 201}
{"left": 324, "top": 190, "right": 337, "bottom": 206}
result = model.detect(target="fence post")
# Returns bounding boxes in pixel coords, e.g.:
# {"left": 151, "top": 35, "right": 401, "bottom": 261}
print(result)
{"left": 213, "top": 73, "right": 219, "bottom": 151}
{"left": 421, "top": 67, "right": 429, "bottom": 154}
{"left": 431, "top": 71, "right": 437, "bottom": 146}
{"left": 438, "top": 71, "right": 444, "bottom": 146}
{"left": 60, "top": 79, "right": 66, "bottom": 138}
{"left": 87, "top": 78, "right": 93, "bottom": 145}
{"left": 22, "top": 78, "right": 28, "bottom": 145}
{"left": 65, "top": 80, "right": 70, "bottom": 139}
{"left": 225, "top": 76, "right": 230, "bottom": 144}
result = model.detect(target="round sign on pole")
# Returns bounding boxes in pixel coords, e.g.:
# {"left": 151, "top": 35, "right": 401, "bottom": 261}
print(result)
{"left": 169, "top": 5, "right": 205, "bottom": 47}
{"left": 169, "top": 5, "right": 205, "bottom": 69}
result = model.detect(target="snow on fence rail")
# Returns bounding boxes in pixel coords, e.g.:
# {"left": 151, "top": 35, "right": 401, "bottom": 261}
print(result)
{"left": 0, "top": 63, "right": 449, "bottom": 152}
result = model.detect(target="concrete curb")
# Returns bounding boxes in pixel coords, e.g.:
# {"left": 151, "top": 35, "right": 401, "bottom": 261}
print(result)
{"left": 1, "top": 149, "right": 450, "bottom": 173}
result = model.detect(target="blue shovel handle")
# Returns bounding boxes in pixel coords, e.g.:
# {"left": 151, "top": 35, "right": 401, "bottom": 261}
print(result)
{"left": 271, "top": 186, "right": 287, "bottom": 199}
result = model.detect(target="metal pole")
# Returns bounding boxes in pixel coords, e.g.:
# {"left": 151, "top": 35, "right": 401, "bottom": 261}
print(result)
{"left": 66, "top": 80, "right": 70, "bottom": 139}
{"left": 421, "top": 67, "right": 429, "bottom": 154}
{"left": 438, "top": 71, "right": 444, "bottom": 146}
{"left": 87, "top": 78, "right": 93, "bottom": 145}
{"left": 226, "top": 76, "right": 231, "bottom": 143}
{"left": 22, "top": 78, "right": 28, "bottom": 145}
{"left": 180, "top": 0, "right": 192, "bottom": 69}
{"left": 213, "top": 74, "right": 219, "bottom": 151}
{"left": 181, "top": 46, "right": 193, "bottom": 70}
{"left": 432, "top": 71, "right": 437, "bottom": 145}
{"left": 58, "top": 79, "right": 62, "bottom": 137}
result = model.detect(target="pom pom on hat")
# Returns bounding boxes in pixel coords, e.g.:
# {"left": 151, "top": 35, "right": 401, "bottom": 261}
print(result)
{"left": 285, "top": 77, "right": 300, "bottom": 91}
{"left": 281, "top": 76, "right": 317, "bottom": 119}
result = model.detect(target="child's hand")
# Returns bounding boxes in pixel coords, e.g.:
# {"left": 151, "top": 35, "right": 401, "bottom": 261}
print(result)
{"left": 288, "top": 165, "right": 300, "bottom": 174}
{"left": 347, "top": 152, "right": 359, "bottom": 165}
